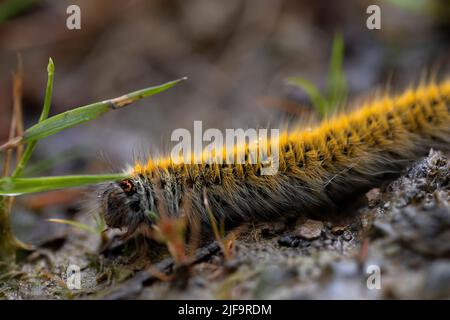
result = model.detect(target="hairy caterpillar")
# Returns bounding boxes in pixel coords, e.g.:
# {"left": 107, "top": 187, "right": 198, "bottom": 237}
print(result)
{"left": 99, "top": 81, "right": 450, "bottom": 238}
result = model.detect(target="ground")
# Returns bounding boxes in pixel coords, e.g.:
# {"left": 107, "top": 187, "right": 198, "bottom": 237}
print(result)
{"left": 1, "top": 149, "right": 449, "bottom": 299}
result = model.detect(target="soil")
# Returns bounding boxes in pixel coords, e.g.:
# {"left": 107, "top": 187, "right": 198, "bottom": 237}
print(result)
{"left": 1, "top": 149, "right": 448, "bottom": 299}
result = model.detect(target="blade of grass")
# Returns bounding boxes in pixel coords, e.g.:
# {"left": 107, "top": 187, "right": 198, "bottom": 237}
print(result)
{"left": 22, "top": 77, "right": 187, "bottom": 142}
{"left": 286, "top": 77, "right": 328, "bottom": 117}
{"left": 12, "top": 58, "right": 54, "bottom": 178}
{"left": 203, "top": 189, "right": 221, "bottom": 243}
{"left": 0, "top": 173, "right": 129, "bottom": 195}
{"left": 383, "top": 0, "right": 429, "bottom": 14}
{"left": 22, "top": 147, "right": 84, "bottom": 177}
{"left": 0, "top": 77, "right": 187, "bottom": 150}
{"left": 0, "top": 56, "right": 27, "bottom": 262}
{"left": 202, "top": 188, "right": 234, "bottom": 260}
{"left": 326, "top": 33, "right": 347, "bottom": 112}
{"left": 2, "top": 57, "right": 23, "bottom": 177}
{"left": 2, "top": 91, "right": 17, "bottom": 177}
{"left": 47, "top": 218, "right": 100, "bottom": 235}
{"left": 12, "top": 54, "right": 24, "bottom": 161}
{"left": 0, "top": 0, "right": 37, "bottom": 23}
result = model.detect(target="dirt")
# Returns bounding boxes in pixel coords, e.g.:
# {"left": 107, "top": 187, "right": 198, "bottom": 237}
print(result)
{"left": 1, "top": 149, "right": 448, "bottom": 299}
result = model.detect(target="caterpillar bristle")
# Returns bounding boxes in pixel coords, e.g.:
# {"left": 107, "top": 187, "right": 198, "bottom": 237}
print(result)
{"left": 99, "top": 81, "right": 450, "bottom": 237}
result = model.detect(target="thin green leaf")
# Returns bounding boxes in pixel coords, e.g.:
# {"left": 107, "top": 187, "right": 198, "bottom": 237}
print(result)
{"left": 326, "top": 33, "right": 347, "bottom": 112}
{"left": 286, "top": 77, "right": 328, "bottom": 117}
{"left": 39, "top": 57, "right": 54, "bottom": 122}
{"left": 19, "top": 77, "right": 187, "bottom": 144}
{"left": 0, "top": 173, "right": 129, "bottom": 195}
{"left": 93, "top": 213, "right": 106, "bottom": 233}
{"left": 22, "top": 147, "right": 84, "bottom": 177}
{"left": 12, "top": 57, "right": 54, "bottom": 178}
{"left": 0, "top": 0, "right": 37, "bottom": 23}
{"left": 47, "top": 219, "right": 100, "bottom": 235}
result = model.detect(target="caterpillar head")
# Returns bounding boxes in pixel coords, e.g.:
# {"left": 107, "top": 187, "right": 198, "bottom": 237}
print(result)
{"left": 99, "top": 177, "right": 157, "bottom": 236}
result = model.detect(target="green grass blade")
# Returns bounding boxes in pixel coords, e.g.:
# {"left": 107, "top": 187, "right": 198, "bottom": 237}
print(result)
{"left": 286, "top": 77, "right": 328, "bottom": 117}
{"left": 12, "top": 58, "right": 54, "bottom": 178}
{"left": 24, "top": 102, "right": 109, "bottom": 142}
{"left": 326, "top": 33, "right": 347, "bottom": 113}
{"left": 93, "top": 213, "right": 106, "bottom": 233}
{"left": 0, "top": 173, "right": 129, "bottom": 195}
{"left": 22, "top": 77, "right": 187, "bottom": 143}
{"left": 0, "top": 0, "right": 37, "bottom": 23}
{"left": 47, "top": 219, "right": 100, "bottom": 235}
{"left": 383, "top": 0, "right": 429, "bottom": 14}
{"left": 22, "top": 148, "right": 84, "bottom": 177}
{"left": 38, "top": 58, "right": 54, "bottom": 122}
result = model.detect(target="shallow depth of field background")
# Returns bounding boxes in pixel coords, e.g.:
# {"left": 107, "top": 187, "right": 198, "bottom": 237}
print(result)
{"left": 0, "top": 0, "right": 448, "bottom": 243}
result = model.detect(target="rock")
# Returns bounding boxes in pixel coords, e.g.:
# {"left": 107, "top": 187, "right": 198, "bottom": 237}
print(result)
{"left": 296, "top": 219, "right": 323, "bottom": 240}
{"left": 342, "top": 230, "right": 353, "bottom": 242}
{"left": 331, "top": 225, "right": 347, "bottom": 235}
{"left": 366, "top": 188, "right": 381, "bottom": 208}
{"left": 278, "top": 235, "right": 296, "bottom": 247}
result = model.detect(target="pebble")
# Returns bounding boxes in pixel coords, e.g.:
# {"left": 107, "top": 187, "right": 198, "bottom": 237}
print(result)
{"left": 342, "top": 230, "right": 353, "bottom": 241}
{"left": 331, "top": 226, "right": 346, "bottom": 235}
{"left": 278, "top": 235, "right": 296, "bottom": 247}
{"left": 296, "top": 219, "right": 323, "bottom": 240}
{"left": 366, "top": 188, "right": 381, "bottom": 208}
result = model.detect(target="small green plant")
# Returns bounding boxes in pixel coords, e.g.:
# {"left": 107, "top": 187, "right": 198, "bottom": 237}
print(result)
{"left": 0, "top": 57, "right": 186, "bottom": 266}
{"left": 203, "top": 189, "right": 236, "bottom": 261}
{"left": 287, "top": 33, "right": 347, "bottom": 118}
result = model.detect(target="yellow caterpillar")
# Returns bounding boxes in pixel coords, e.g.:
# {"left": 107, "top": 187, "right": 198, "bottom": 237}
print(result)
{"left": 99, "top": 81, "right": 450, "bottom": 237}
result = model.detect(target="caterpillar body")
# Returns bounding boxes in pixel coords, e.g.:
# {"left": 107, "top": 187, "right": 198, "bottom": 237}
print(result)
{"left": 99, "top": 81, "right": 450, "bottom": 237}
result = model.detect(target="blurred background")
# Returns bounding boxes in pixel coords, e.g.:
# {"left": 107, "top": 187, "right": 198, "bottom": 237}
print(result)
{"left": 0, "top": 0, "right": 448, "bottom": 243}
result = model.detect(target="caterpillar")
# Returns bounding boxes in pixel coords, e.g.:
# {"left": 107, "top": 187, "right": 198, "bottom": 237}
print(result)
{"left": 99, "top": 81, "right": 450, "bottom": 238}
